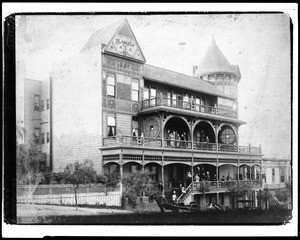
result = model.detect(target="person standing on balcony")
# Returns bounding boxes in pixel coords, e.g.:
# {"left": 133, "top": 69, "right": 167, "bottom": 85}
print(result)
{"left": 169, "top": 131, "right": 175, "bottom": 148}
{"left": 194, "top": 174, "right": 200, "bottom": 182}
{"left": 140, "top": 133, "right": 144, "bottom": 146}
{"left": 227, "top": 172, "right": 232, "bottom": 181}
{"left": 206, "top": 171, "right": 210, "bottom": 181}
{"left": 190, "top": 95, "right": 195, "bottom": 110}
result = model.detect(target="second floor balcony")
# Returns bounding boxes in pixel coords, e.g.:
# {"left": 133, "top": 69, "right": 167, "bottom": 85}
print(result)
{"left": 102, "top": 135, "right": 262, "bottom": 155}
{"left": 141, "top": 97, "right": 238, "bottom": 119}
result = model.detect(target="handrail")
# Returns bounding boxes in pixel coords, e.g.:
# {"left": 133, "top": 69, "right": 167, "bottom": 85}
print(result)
{"left": 102, "top": 136, "right": 261, "bottom": 154}
{"left": 141, "top": 97, "right": 237, "bottom": 119}
{"left": 177, "top": 182, "right": 193, "bottom": 203}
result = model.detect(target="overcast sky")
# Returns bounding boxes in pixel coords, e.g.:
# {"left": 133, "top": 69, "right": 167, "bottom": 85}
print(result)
{"left": 16, "top": 13, "right": 292, "bottom": 159}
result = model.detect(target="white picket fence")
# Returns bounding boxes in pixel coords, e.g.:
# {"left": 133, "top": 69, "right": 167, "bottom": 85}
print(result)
{"left": 17, "top": 192, "right": 122, "bottom": 207}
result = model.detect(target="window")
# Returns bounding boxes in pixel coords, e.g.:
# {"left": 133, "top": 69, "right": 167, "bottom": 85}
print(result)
{"left": 42, "top": 100, "right": 45, "bottom": 111}
{"left": 280, "top": 167, "right": 285, "bottom": 183}
{"left": 150, "top": 87, "right": 156, "bottom": 106}
{"left": 167, "top": 92, "right": 171, "bottom": 106}
{"left": 107, "top": 73, "right": 116, "bottom": 97}
{"left": 47, "top": 132, "right": 50, "bottom": 143}
{"left": 107, "top": 114, "right": 116, "bottom": 137}
{"left": 131, "top": 79, "right": 139, "bottom": 101}
{"left": 47, "top": 99, "right": 50, "bottom": 109}
{"left": 34, "top": 128, "right": 40, "bottom": 144}
{"left": 34, "top": 95, "right": 40, "bottom": 111}
{"left": 272, "top": 168, "right": 275, "bottom": 183}
{"left": 143, "top": 87, "right": 149, "bottom": 100}
{"left": 42, "top": 133, "right": 45, "bottom": 144}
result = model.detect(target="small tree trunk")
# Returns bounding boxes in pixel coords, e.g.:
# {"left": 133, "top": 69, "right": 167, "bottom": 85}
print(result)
{"left": 74, "top": 185, "right": 79, "bottom": 210}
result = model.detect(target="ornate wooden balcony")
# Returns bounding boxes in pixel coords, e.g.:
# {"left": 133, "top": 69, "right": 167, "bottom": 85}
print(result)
{"left": 102, "top": 135, "right": 262, "bottom": 154}
{"left": 141, "top": 97, "right": 238, "bottom": 119}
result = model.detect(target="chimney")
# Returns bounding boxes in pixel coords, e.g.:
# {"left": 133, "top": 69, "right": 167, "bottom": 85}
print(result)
{"left": 193, "top": 65, "right": 198, "bottom": 75}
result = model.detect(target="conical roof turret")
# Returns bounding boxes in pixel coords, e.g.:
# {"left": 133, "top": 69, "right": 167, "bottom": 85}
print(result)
{"left": 193, "top": 36, "right": 239, "bottom": 79}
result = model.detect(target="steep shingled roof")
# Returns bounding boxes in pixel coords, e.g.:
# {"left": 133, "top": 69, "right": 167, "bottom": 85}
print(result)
{"left": 193, "top": 36, "right": 237, "bottom": 78}
{"left": 143, "top": 64, "right": 236, "bottom": 100}
{"left": 80, "top": 19, "right": 125, "bottom": 53}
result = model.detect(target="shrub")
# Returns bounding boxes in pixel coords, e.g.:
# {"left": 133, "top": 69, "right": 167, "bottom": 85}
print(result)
{"left": 275, "top": 189, "right": 288, "bottom": 203}
{"left": 122, "top": 171, "right": 154, "bottom": 208}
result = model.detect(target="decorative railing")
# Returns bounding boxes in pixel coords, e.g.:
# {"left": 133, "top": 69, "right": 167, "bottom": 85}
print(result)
{"left": 193, "top": 179, "right": 262, "bottom": 192}
{"left": 141, "top": 97, "right": 237, "bottom": 119}
{"left": 102, "top": 136, "right": 262, "bottom": 154}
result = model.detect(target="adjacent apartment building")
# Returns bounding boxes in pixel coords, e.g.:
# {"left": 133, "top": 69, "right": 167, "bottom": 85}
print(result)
{"left": 21, "top": 19, "right": 291, "bottom": 208}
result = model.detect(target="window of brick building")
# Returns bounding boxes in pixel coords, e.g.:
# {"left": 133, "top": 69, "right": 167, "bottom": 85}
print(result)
{"left": 107, "top": 73, "right": 116, "bottom": 97}
{"left": 47, "top": 99, "right": 50, "bottom": 109}
{"left": 42, "top": 100, "right": 45, "bottom": 111}
{"left": 107, "top": 114, "right": 116, "bottom": 137}
{"left": 34, "top": 128, "right": 40, "bottom": 144}
{"left": 34, "top": 95, "right": 40, "bottom": 111}
{"left": 42, "top": 133, "right": 45, "bottom": 144}
{"left": 47, "top": 132, "right": 50, "bottom": 143}
{"left": 131, "top": 79, "right": 139, "bottom": 101}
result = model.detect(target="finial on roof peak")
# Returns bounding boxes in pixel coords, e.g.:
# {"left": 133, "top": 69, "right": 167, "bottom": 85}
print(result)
{"left": 212, "top": 34, "right": 216, "bottom": 43}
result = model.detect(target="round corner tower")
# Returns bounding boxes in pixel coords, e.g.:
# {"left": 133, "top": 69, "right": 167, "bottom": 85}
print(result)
{"left": 193, "top": 36, "right": 241, "bottom": 99}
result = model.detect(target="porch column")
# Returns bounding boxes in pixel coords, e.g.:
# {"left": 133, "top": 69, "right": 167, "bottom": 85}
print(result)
{"left": 237, "top": 155, "right": 240, "bottom": 183}
{"left": 216, "top": 192, "right": 220, "bottom": 205}
{"left": 260, "top": 157, "right": 263, "bottom": 187}
{"left": 161, "top": 113, "right": 164, "bottom": 147}
{"left": 120, "top": 151, "right": 123, "bottom": 180}
{"left": 119, "top": 151, "right": 123, "bottom": 195}
{"left": 191, "top": 154, "right": 194, "bottom": 191}
{"left": 142, "top": 153, "right": 145, "bottom": 171}
{"left": 249, "top": 146, "right": 252, "bottom": 183}
{"left": 216, "top": 165, "right": 219, "bottom": 188}
{"left": 162, "top": 153, "right": 165, "bottom": 197}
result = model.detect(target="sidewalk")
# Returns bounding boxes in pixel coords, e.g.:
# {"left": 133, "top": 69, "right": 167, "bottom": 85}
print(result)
{"left": 17, "top": 203, "right": 134, "bottom": 218}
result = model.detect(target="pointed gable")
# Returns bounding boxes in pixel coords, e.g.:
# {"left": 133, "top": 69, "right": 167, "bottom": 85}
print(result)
{"left": 193, "top": 36, "right": 236, "bottom": 77}
{"left": 104, "top": 19, "right": 146, "bottom": 63}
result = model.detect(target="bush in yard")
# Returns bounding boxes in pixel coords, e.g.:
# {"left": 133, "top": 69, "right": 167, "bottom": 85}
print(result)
{"left": 16, "top": 134, "right": 44, "bottom": 185}
{"left": 104, "top": 171, "right": 120, "bottom": 193}
{"left": 275, "top": 189, "right": 289, "bottom": 203}
{"left": 228, "top": 182, "right": 254, "bottom": 209}
{"left": 122, "top": 170, "right": 154, "bottom": 208}
{"left": 63, "top": 160, "right": 98, "bottom": 210}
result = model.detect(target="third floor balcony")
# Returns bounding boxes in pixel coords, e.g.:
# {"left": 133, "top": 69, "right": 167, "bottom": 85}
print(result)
{"left": 140, "top": 96, "right": 237, "bottom": 119}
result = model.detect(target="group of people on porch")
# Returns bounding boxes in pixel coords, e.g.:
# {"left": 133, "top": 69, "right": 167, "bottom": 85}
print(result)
{"left": 167, "top": 130, "right": 187, "bottom": 148}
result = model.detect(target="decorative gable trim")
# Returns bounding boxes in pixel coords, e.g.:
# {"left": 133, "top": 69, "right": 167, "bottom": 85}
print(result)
{"left": 103, "top": 19, "right": 146, "bottom": 63}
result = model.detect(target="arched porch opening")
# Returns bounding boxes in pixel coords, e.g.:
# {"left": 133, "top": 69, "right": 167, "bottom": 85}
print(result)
{"left": 164, "top": 117, "right": 191, "bottom": 148}
{"left": 193, "top": 163, "right": 217, "bottom": 181}
{"left": 239, "top": 164, "right": 250, "bottom": 180}
{"left": 103, "top": 162, "right": 120, "bottom": 175}
{"left": 122, "top": 162, "right": 142, "bottom": 179}
{"left": 144, "top": 162, "right": 162, "bottom": 183}
{"left": 164, "top": 163, "right": 192, "bottom": 190}
{"left": 251, "top": 165, "right": 261, "bottom": 181}
{"left": 218, "top": 164, "right": 238, "bottom": 181}
{"left": 193, "top": 121, "right": 216, "bottom": 143}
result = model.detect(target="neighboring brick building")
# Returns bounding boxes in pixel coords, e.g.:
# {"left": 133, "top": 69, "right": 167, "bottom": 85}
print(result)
{"left": 22, "top": 19, "right": 291, "bottom": 208}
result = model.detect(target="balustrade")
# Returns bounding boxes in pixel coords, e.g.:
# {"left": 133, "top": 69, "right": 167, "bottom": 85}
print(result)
{"left": 142, "top": 96, "right": 237, "bottom": 119}
{"left": 102, "top": 136, "right": 261, "bottom": 154}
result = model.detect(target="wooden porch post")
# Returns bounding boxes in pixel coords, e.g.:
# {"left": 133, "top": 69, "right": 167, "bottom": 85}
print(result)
{"left": 191, "top": 154, "right": 194, "bottom": 191}
{"left": 162, "top": 155, "right": 165, "bottom": 197}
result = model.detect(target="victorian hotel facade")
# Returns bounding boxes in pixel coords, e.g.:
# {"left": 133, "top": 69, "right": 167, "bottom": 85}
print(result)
{"left": 24, "top": 19, "right": 274, "bottom": 208}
